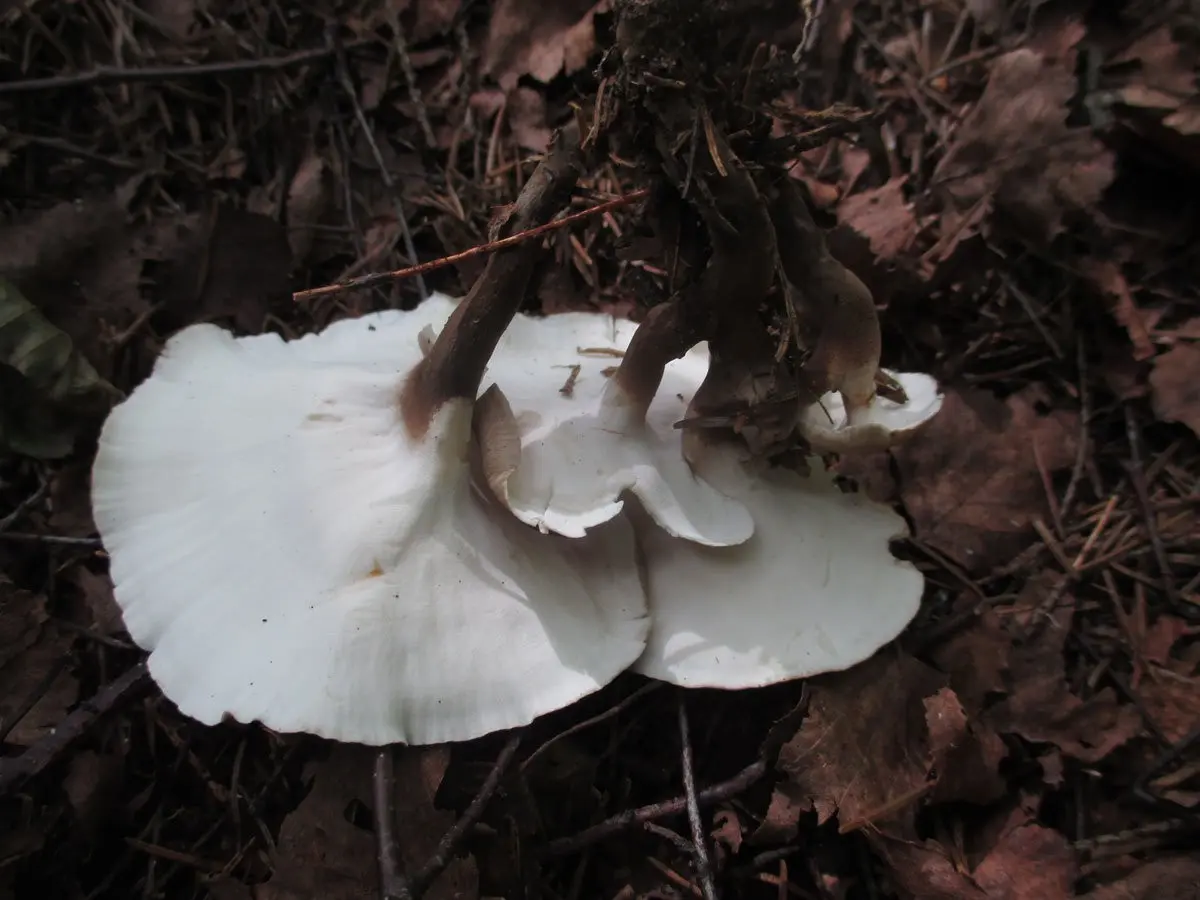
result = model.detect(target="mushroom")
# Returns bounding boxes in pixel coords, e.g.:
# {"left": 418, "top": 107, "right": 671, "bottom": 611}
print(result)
{"left": 460, "top": 303, "right": 926, "bottom": 689}
{"left": 629, "top": 439, "right": 924, "bottom": 687}
{"left": 91, "top": 288, "right": 651, "bottom": 747}
{"left": 797, "top": 369, "right": 944, "bottom": 454}
{"left": 462, "top": 307, "right": 755, "bottom": 546}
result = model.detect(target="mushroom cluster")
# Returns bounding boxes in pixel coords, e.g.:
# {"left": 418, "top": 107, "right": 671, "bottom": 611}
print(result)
{"left": 92, "top": 274, "right": 942, "bottom": 746}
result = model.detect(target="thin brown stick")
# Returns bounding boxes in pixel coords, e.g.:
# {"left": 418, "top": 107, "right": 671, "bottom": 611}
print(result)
{"left": 408, "top": 732, "right": 522, "bottom": 896}
{"left": 374, "top": 748, "right": 409, "bottom": 900}
{"left": 678, "top": 698, "right": 719, "bottom": 900}
{"left": 292, "top": 189, "right": 649, "bottom": 302}
{"left": 522, "top": 682, "right": 660, "bottom": 773}
{"left": 332, "top": 37, "right": 427, "bottom": 302}
{"left": 1124, "top": 404, "right": 1194, "bottom": 620}
{"left": 541, "top": 757, "right": 770, "bottom": 859}
{"left": 541, "top": 689, "right": 810, "bottom": 860}
{"left": 0, "top": 43, "right": 359, "bottom": 96}
{"left": 0, "top": 663, "right": 151, "bottom": 795}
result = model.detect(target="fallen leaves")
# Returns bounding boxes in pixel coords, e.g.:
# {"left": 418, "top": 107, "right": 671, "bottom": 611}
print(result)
{"left": 284, "top": 154, "right": 331, "bottom": 265}
{"left": 985, "top": 595, "right": 1143, "bottom": 763}
{"left": 0, "top": 577, "right": 79, "bottom": 748}
{"left": 0, "top": 278, "right": 121, "bottom": 458}
{"left": 1080, "top": 259, "right": 1156, "bottom": 362}
{"left": 836, "top": 177, "right": 918, "bottom": 261}
{"left": 152, "top": 205, "right": 293, "bottom": 333}
{"left": 1108, "top": 26, "right": 1200, "bottom": 139}
{"left": 772, "top": 651, "right": 1004, "bottom": 834}
{"left": 894, "top": 386, "right": 1079, "bottom": 572}
{"left": 482, "top": 0, "right": 608, "bottom": 90}
{"left": 933, "top": 21, "right": 1115, "bottom": 246}
{"left": 257, "top": 744, "right": 477, "bottom": 900}
{"left": 1149, "top": 339, "right": 1200, "bottom": 439}
{"left": 874, "top": 816, "right": 1077, "bottom": 900}
{"left": 1081, "top": 855, "right": 1200, "bottom": 899}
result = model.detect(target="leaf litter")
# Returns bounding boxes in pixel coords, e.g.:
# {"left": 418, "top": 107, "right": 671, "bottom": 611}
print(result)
{"left": 3, "top": 0, "right": 1200, "bottom": 898}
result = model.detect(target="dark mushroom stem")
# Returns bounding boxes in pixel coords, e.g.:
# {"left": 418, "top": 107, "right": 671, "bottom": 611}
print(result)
{"left": 769, "top": 177, "right": 882, "bottom": 418}
{"left": 609, "top": 120, "right": 782, "bottom": 436}
{"left": 400, "top": 131, "right": 586, "bottom": 439}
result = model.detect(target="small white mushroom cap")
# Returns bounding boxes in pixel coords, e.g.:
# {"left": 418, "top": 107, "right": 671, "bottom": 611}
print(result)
{"left": 630, "top": 443, "right": 924, "bottom": 687}
{"left": 798, "top": 370, "right": 943, "bottom": 454}
{"left": 470, "top": 310, "right": 754, "bottom": 546}
{"left": 91, "top": 298, "right": 649, "bottom": 746}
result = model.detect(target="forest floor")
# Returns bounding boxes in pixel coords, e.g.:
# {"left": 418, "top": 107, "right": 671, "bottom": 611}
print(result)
{"left": 1, "top": 0, "right": 1200, "bottom": 898}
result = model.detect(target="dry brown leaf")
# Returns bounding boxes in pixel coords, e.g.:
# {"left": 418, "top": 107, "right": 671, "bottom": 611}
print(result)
{"left": 748, "top": 781, "right": 808, "bottom": 846}
{"left": 873, "top": 817, "right": 1075, "bottom": 900}
{"left": 777, "top": 652, "right": 945, "bottom": 828}
{"left": 0, "top": 580, "right": 78, "bottom": 747}
{"left": 1139, "top": 674, "right": 1200, "bottom": 745}
{"left": 143, "top": 0, "right": 195, "bottom": 39}
{"left": 483, "top": 0, "right": 607, "bottom": 90}
{"left": 48, "top": 459, "right": 97, "bottom": 536}
{"left": 256, "top": 744, "right": 476, "bottom": 900}
{"left": 1079, "top": 259, "right": 1155, "bottom": 361}
{"left": 710, "top": 808, "right": 743, "bottom": 857}
{"left": 971, "top": 822, "right": 1077, "bottom": 899}
{"left": 64, "top": 748, "right": 125, "bottom": 838}
{"left": 894, "top": 386, "right": 1079, "bottom": 572}
{"left": 836, "top": 177, "right": 917, "bottom": 261}
{"left": 67, "top": 567, "right": 126, "bottom": 637}
{"left": 930, "top": 606, "right": 1012, "bottom": 715}
{"left": 285, "top": 154, "right": 330, "bottom": 265}
{"left": 1141, "top": 614, "right": 1195, "bottom": 668}
{"left": 925, "top": 687, "right": 1008, "bottom": 806}
{"left": 1110, "top": 27, "right": 1197, "bottom": 133}
{"left": 1149, "top": 341, "right": 1200, "bottom": 437}
{"left": 409, "top": 0, "right": 463, "bottom": 42}
{"left": 984, "top": 596, "right": 1142, "bottom": 763}
{"left": 873, "top": 834, "right": 988, "bottom": 900}
{"left": 507, "top": 86, "right": 552, "bottom": 152}
{"left": 153, "top": 205, "right": 292, "bottom": 334}
{"left": 1080, "top": 855, "right": 1200, "bottom": 899}
{"left": 932, "top": 25, "right": 1114, "bottom": 245}
{"left": 773, "top": 652, "right": 1002, "bottom": 830}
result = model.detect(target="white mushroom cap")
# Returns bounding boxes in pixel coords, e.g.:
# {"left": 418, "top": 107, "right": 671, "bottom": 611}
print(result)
{"left": 435, "top": 302, "right": 924, "bottom": 689}
{"left": 630, "top": 444, "right": 924, "bottom": 687}
{"left": 91, "top": 299, "right": 649, "bottom": 746}
{"left": 470, "top": 310, "right": 754, "bottom": 546}
{"left": 798, "top": 370, "right": 942, "bottom": 454}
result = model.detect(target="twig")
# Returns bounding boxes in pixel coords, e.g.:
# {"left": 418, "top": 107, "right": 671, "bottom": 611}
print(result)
{"left": 292, "top": 189, "right": 648, "bottom": 301}
{"left": 522, "top": 682, "right": 660, "bottom": 772}
{"left": 542, "top": 688, "right": 810, "bottom": 859}
{"left": 542, "top": 759, "right": 766, "bottom": 859}
{"left": 678, "top": 698, "right": 719, "bottom": 900}
{"left": 331, "top": 34, "right": 427, "bottom": 303}
{"left": 0, "top": 663, "right": 150, "bottom": 795}
{"left": 0, "top": 477, "right": 48, "bottom": 533}
{"left": 406, "top": 732, "right": 522, "bottom": 897}
{"left": 1124, "top": 405, "right": 1195, "bottom": 620}
{"left": 374, "top": 747, "right": 410, "bottom": 900}
{"left": 1133, "top": 724, "right": 1200, "bottom": 810}
{"left": 645, "top": 822, "right": 698, "bottom": 855}
{"left": 0, "top": 44, "right": 355, "bottom": 96}
{"left": 389, "top": 16, "right": 436, "bottom": 147}
{"left": 0, "top": 653, "right": 69, "bottom": 743}
{"left": 0, "top": 532, "right": 102, "bottom": 547}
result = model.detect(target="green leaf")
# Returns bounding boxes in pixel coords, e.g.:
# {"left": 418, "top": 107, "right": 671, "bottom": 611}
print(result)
{"left": 0, "top": 277, "right": 122, "bottom": 459}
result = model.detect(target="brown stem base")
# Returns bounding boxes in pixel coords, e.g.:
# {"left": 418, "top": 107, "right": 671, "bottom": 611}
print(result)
{"left": 400, "top": 131, "right": 586, "bottom": 439}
